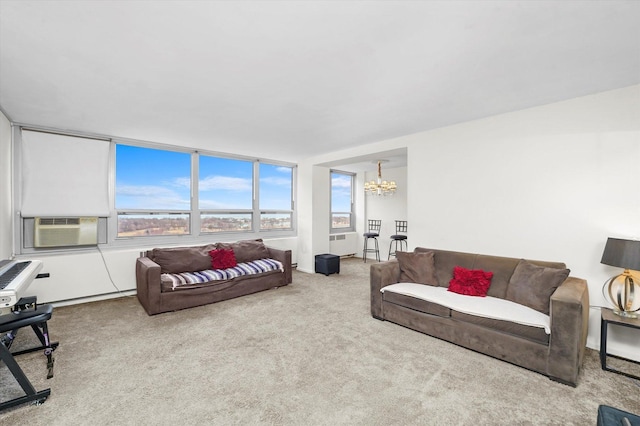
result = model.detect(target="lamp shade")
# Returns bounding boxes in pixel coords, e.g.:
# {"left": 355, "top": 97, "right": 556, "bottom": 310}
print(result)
{"left": 601, "top": 238, "right": 640, "bottom": 271}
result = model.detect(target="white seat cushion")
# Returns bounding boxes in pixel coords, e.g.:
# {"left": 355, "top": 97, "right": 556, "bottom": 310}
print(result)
{"left": 381, "top": 282, "right": 550, "bottom": 334}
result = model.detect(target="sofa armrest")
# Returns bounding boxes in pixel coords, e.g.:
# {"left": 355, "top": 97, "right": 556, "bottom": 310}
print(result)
{"left": 370, "top": 260, "right": 400, "bottom": 320}
{"left": 136, "top": 256, "right": 162, "bottom": 315}
{"left": 267, "top": 247, "right": 293, "bottom": 284}
{"left": 547, "top": 276, "right": 589, "bottom": 386}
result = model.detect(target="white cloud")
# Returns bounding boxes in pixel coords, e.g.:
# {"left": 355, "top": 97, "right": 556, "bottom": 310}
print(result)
{"left": 170, "top": 177, "right": 191, "bottom": 188}
{"left": 332, "top": 175, "right": 352, "bottom": 188}
{"left": 260, "top": 176, "right": 291, "bottom": 186}
{"left": 199, "top": 175, "right": 252, "bottom": 192}
{"left": 276, "top": 166, "right": 291, "bottom": 174}
{"left": 199, "top": 199, "right": 241, "bottom": 209}
{"left": 116, "top": 185, "right": 190, "bottom": 209}
{"left": 116, "top": 185, "right": 177, "bottom": 197}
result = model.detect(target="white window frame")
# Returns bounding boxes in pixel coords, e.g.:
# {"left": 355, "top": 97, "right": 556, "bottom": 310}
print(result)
{"left": 258, "top": 161, "right": 295, "bottom": 232}
{"left": 330, "top": 170, "right": 355, "bottom": 233}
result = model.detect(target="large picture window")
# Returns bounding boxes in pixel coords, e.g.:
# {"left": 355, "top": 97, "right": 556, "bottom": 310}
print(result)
{"left": 114, "top": 143, "right": 295, "bottom": 240}
{"left": 115, "top": 145, "right": 191, "bottom": 237}
{"left": 330, "top": 170, "right": 354, "bottom": 232}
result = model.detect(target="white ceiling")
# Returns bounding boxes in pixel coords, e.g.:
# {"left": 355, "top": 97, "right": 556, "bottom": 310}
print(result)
{"left": 1, "top": 1, "right": 639, "bottom": 170}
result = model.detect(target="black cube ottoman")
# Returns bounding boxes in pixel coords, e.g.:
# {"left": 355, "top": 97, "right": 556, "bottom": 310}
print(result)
{"left": 315, "top": 254, "right": 340, "bottom": 276}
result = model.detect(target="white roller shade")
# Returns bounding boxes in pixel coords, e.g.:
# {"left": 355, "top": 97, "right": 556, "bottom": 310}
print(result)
{"left": 21, "top": 130, "right": 111, "bottom": 217}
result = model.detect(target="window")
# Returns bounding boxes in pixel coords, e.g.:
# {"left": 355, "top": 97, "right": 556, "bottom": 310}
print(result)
{"left": 16, "top": 132, "right": 297, "bottom": 252}
{"left": 331, "top": 171, "right": 354, "bottom": 232}
{"left": 115, "top": 145, "right": 191, "bottom": 237}
{"left": 199, "top": 155, "right": 253, "bottom": 233}
{"left": 114, "top": 142, "right": 296, "bottom": 240}
{"left": 259, "top": 163, "right": 293, "bottom": 230}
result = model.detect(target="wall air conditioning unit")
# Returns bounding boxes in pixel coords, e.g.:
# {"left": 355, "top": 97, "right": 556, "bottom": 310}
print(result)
{"left": 34, "top": 217, "right": 99, "bottom": 248}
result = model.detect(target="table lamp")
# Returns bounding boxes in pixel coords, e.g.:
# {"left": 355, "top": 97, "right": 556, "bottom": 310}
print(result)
{"left": 600, "top": 237, "right": 640, "bottom": 318}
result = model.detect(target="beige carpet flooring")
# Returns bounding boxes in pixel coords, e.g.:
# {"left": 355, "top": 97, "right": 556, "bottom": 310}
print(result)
{"left": 1, "top": 258, "right": 639, "bottom": 425}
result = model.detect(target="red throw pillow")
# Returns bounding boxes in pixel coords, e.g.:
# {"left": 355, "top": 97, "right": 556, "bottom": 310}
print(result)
{"left": 209, "top": 249, "right": 238, "bottom": 270}
{"left": 448, "top": 266, "right": 493, "bottom": 297}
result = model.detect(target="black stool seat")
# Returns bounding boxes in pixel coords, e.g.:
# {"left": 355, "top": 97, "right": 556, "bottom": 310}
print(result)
{"left": 388, "top": 220, "right": 408, "bottom": 260}
{"left": 363, "top": 220, "right": 382, "bottom": 263}
{"left": 0, "top": 304, "right": 53, "bottom": 333}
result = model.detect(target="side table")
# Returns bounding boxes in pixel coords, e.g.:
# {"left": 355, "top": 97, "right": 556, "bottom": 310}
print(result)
{"left": 600, "top": 308, "right": 640, "bottom": 380}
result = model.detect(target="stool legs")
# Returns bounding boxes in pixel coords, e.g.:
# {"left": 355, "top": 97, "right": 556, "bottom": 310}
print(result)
{"left": 363, "top": 237, "right": 380, "bottom": 263}
{"left": 388, "top": 239, "right": 408, "bottom": 260}
{"left": 39, "top": 321, "right": 55, "bottom": 379}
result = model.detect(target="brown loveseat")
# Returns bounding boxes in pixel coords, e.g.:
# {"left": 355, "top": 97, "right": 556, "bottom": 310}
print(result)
{"left": 136, "top": 239, "right": 292, "bottom": 315}
{"left": 371, "top": 247, "right": 589, "bottom": 386}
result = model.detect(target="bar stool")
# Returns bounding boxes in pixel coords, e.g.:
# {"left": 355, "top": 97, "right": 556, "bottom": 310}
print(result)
{"left": 363, "top": 219, "right": 382, "bottom": 263}
{"left": 388, "top": 220, "right": 408, "bottom": 260}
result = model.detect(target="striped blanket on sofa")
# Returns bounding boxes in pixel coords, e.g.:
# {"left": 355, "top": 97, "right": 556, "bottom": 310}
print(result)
{"left": 161, "top": 258, "right": 284, "bottom": 290}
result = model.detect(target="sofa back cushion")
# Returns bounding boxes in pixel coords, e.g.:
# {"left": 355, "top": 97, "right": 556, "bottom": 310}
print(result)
{"left": 151, "top": 244, "right": 216, "bottom": 274}
{"left": 415, "top": 248, "right": 475, "bottom": 288}
{"left": 414, "top": 247, "right": 569, "bottom": 304}
{"left": 506, "top": 259, "right": 570, "bottom": 315}
{"left": 396, "top": 251, "right": 438, "bottom": 286}
{"left": 216, "top": 239, "right": 270, "bottom": 264}
{"left": 471, "top": 255, "right": 520, "bottom": 298}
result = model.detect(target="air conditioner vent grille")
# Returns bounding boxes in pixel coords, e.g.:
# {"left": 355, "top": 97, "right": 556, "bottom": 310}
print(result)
{"left": 39, "top": 217, "right": 81, "bottom": 226}
{"left": 34, "top": 216, "right": 98, "bottom": 247}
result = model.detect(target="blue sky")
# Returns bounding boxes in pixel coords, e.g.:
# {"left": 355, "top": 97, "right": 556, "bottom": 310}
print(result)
{"left": 116, "top": 145, "right": 292, "bottom": 211}
{"left": 331, "top": 172, "right": 352, "bottom": 212}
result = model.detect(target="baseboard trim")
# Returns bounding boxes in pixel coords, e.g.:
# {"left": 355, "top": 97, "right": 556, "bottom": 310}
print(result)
{"left": 50, "top": 290, "right": 137, "bottom": 308}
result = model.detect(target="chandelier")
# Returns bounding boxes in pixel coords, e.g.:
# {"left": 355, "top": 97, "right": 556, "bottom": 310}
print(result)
{"left": 364, "top": 161, "right": 397, "bottom": 196}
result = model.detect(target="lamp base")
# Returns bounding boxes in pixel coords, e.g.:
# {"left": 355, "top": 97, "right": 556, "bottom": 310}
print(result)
{"left": 611, "top": 309, "right": 638, "bottom": 319}
{"left": 602, "top": 270, "right": 640, "bottom": 319}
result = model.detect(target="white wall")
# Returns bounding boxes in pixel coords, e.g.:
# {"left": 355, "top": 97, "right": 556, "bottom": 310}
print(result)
{"left": 23, "top": 248, "right": 140, "bottom": 304}
{"left": 296, "top": 164, "right": 331, "bottom": 273}
{"left": 0, "top": 111, "right": 12, "bottom": 260}
{"left": 407, "top": 85, "right": 640, "bottom": 361}
{"left": 329, "top": 232, "right": 358, "bottom": 256}
{"left": 299, "top": 84, "right": 640, "bottom": 362}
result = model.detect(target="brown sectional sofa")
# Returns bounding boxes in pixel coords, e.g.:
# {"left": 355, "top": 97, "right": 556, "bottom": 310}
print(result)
{"left": 370, "top": 247, "right": 589, "bottom": 386}
{"left": 136, "top": 239, "right": 292, "bottom": 315}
